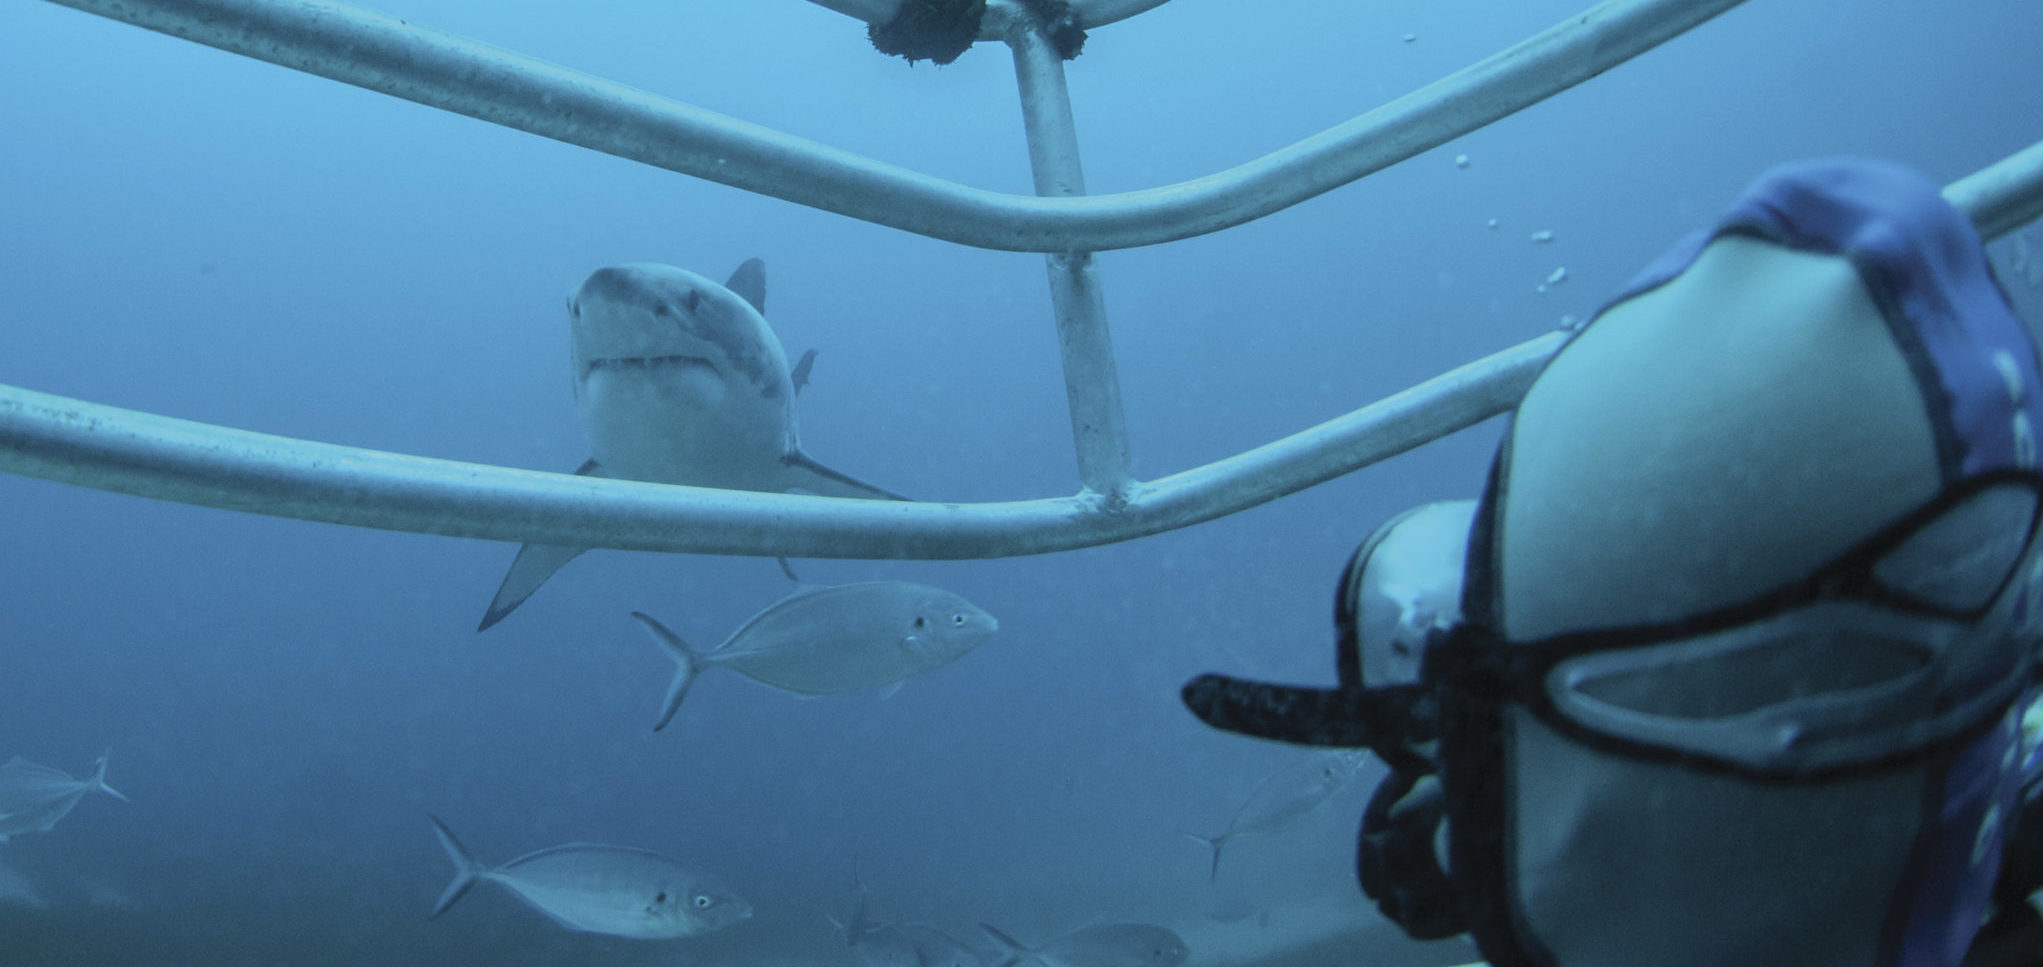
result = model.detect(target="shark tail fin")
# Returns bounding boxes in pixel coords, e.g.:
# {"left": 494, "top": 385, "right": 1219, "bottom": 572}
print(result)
{"left": 428, "top": 814, "right": 486, "bottom": 919}
{"left": 91, "top": 751, "right": 128, "bottom": 803}
{"left": 1180, "top": 829, "right": 1228, "bottom": 881}
{"left": 476, "top": 461, "right": 604, "bottom": 631}
{"left": 781, "top": 449, "right": 910, "bottom": 501}
{"left": 632, "top": 612, "right": 704, "bottom": 731}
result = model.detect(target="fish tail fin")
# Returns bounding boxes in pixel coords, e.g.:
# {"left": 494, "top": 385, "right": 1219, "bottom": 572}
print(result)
{"left": 978, "top": 922, "right": 1036, "bottom": 967}
{"left": 631, "top": 612, "right": 702, "bottom": 731}
{"left": 91, "top": 751, "right": 129, "bottom": 803}
{"left": 427, "top": 814, "right": 484, "bottom": 918}
{"left": 1179, "top": 829, "right": 1227, "bottom": 881}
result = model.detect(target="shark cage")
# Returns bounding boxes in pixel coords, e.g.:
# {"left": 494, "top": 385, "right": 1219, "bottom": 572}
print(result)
{"left": 3, "top": 1, "right": 2042, "bottom": 966}
{"left": 2, "top": 0, "right": 2040, "bottom": 561}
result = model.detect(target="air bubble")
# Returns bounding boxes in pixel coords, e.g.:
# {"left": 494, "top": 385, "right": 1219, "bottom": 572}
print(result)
{"left": 1530, "top": 230, "right": 1554, "bottom": 243}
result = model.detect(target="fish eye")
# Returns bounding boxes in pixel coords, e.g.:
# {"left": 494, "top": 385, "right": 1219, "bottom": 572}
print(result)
{"left": 913, "top": 616, "right": 927, "bottom": 629}
{"left": 952, "top": 613, "right": 967, "bottom": 626}
{"left": 693, "top": 894, "right": 714, "bottom": 909}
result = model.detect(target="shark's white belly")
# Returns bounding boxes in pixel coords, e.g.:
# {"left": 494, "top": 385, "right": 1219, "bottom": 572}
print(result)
{"left": 578, "top": 364, "right": 793, "bottom": 492}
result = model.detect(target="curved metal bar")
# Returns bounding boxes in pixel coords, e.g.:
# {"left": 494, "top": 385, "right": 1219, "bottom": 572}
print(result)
{"left": 0, "top": 334, "right": 1563, "bottom": 560}
{"left": 41, "top": 0, "right": 1746, "bottom": 253}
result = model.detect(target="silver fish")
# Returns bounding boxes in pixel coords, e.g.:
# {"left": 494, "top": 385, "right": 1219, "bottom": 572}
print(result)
{"left": 478, "top": 260, "right": 905, "bottom": 631}
{"left": 1183, "top": 750, "right": 1368, "bottom": 880}
{"left": 633, "top": 581, "right": 999, "bottom": 730}
{"left": 979, "top": 922, "right": 1189, "bottom": 967}
{"left": 427, "top": 815, "right": 749, "bottom": 940}
{"left": 0, "top": 753, "right": 128, "bottom": 843}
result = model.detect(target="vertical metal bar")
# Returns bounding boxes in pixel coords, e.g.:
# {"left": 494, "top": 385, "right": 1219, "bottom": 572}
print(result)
{"left": 1002, "top": 5, "right": 1135, "bottom": 502}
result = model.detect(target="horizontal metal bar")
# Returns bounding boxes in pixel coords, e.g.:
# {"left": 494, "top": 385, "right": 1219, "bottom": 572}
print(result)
{"left": 0, "top": 334, "right": 1563, "bottom": 560}
{"left": 41, "top": 0, "right": 1744, "bottom": 253}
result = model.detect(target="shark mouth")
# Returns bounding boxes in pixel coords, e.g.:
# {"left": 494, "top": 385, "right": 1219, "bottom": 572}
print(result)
{"left": 583, "top": 354, "right": 719, "bottom": 377}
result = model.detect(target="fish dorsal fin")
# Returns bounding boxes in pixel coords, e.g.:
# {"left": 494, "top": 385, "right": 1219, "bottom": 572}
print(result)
{"left": 726, "top": 258, "right": 766, "bottom": 316}
{"left": 714, "top": 582, "right": 837, "bottom": 642}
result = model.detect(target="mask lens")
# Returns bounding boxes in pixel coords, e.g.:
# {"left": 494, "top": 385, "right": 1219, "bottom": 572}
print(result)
{"left": 1545, "top": 604, "right": 1983, "bottom": 772}
{"left": 1564, "top": 618, "right": 1933, "bottom": 720}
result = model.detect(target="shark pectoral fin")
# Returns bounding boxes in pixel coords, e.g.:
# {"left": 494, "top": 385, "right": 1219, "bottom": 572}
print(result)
{"left": 478, "top": 543, "right": 587, "bottom": 632}
{"left": 777, "top": 557, "right": 802, "bottom": 582}
{"left": 780, "top": 449, "right": 910, "bottom": 501}
{"left": 475, "top": 460, "right": 605, "bottom": 632}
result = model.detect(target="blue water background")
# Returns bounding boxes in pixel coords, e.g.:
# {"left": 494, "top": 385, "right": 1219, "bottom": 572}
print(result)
{"left": 2, "top": 0, "right": 2041, "bottom": 963}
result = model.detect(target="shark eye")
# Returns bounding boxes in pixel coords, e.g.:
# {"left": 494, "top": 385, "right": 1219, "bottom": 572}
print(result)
{"left": 653, "top": 891, "right": 667, "bottom": 905}
{"left": 693, "top": 894, "right": 714, "bottom": 909}
{"left": 952, "top": 614, "right": 967, "bottom": 627}
{"left": 913, "top": 616, "right": 928, "bottom": 630}
{"left": 683, "top": 290, "right": 702, "bottom": 312}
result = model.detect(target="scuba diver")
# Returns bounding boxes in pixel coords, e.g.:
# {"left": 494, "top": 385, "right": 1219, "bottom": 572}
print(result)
{"left": 1182, "top": 158, "right": 2043, "bottom": 967}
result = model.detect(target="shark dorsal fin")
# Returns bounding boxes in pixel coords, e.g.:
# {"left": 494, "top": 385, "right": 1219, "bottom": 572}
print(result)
{"left": 726, "top": 258, "right": 766, "bottom": 316}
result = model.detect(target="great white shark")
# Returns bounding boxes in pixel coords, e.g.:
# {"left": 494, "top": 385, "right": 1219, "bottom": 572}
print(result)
{"left": 477, "top": 259, "right": 904, "bottom": 631}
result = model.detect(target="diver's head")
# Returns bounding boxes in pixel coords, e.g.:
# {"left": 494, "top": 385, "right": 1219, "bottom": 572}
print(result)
{"left": 1443, "top": 158, "right": 2043, "bottom": 967}
{"left": 1185, "top": 158, "right": 2043, "bottom": 967}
